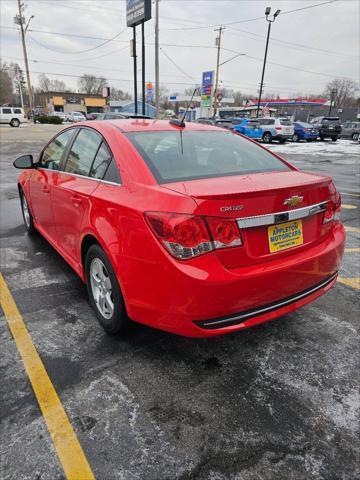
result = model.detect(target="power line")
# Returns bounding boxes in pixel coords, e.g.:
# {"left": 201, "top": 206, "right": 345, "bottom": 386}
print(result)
{"left": 160, "top": 48, "right": 196, "bottom": 81}
{"left": 2, "top": 65, "right": 318, "bottom": 94}
{"left": 222, "top": 47, "right": 358, "bottom": 81}
{"left": 227, "top": 27, "right": 358, "bottom": 60}
{"left": 27, "top": 27, "right": 128, "bottom": 54}
{"left": 160, "top": 0, "right": 339, "bottom": 30}
{"left": 3, "top": 23, "right": 356, "bottom": 61}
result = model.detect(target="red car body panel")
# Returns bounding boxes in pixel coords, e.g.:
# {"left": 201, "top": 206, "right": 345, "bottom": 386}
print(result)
{"left": 17, "top": 120, "right": 346, "bottom": 337}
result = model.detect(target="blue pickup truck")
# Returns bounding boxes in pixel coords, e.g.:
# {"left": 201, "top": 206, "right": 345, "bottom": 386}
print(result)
{"left": 232, "top": 119, "right": 263, "bottom": 140}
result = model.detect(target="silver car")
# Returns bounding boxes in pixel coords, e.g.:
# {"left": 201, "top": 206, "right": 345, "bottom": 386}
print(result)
{"left": 340, "top": 121, "right": 359, "bottom": 141}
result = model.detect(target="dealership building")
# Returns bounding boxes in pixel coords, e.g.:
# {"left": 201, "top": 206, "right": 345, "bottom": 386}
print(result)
{"left": 37, "top": 91, "right": 107, "bottom": 115}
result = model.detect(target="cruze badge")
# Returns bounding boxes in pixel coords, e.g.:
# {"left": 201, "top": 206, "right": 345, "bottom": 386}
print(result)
{"left": 220, "top": 205, "right": 244, "bottom": 212}
{"left": 284, "top": 195, "right": 304, "bottom": 207}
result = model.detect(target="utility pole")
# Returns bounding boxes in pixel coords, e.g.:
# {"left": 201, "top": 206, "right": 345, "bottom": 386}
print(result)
{"left": 16, "top": 0, "right": 34, "bottom": 121}
{"left": 213, "top": 26, "right": 224, "bottom": 118}
{"left": 154, "top": 0, "right": 160, "bottom": 118}
{"left": 256, "top": 7, "right": 281, "bottom": 118}
{"left": 328, "top": 88, "right": 337, "bottom": 116}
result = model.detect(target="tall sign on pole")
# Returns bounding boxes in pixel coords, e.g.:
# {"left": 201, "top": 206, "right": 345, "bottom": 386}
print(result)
{"left": 126, "top": 0, "right": 152, "bottom": 115}
{"left": 201, "top": 71, "right": 214, "bottom": 108}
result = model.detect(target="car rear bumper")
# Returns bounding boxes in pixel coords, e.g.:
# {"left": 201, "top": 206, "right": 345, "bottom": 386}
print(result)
{"left": 125, "top": 223, "right": 345, "bottom": 337}
{"left": 274, "top": 133, "right": 293, "bottom": 140}
{"left": 320, "top": 130, "right": 341, "bottom": 136}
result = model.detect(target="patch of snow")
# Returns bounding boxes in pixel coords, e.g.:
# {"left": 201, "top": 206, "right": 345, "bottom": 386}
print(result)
{"left": 265, "top": 139, "right": 360, "bottom": 156}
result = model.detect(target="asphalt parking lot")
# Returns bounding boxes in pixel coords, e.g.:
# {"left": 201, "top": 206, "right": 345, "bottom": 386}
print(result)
{"left": 0, "top": 124, "right": 359, "bottom": 480}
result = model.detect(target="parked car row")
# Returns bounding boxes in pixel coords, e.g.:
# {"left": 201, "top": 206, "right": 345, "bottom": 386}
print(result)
{"left": 195, "top": 115, "right": 359, "bottom": 144}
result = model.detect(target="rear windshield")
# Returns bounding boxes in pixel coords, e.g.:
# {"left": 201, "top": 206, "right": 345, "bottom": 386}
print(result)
{"left": 322, "top": 118, "right": 340, "bottom": 124}
{"left": 126, "top": 130, "right": 290, "bottom": 184}
{"left": 279, "top": 119, "right": 292, "bottom": 126}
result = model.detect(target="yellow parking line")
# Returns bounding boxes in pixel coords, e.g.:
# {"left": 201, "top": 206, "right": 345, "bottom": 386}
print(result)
{"left": 342, "top": 204, "right": 358, "bottom": 209}
{"left": 344, "top": 248, "right": 360, "bottom": 253}
{"left": 344, "top": 226, "right": 360, "bottom": 233}
{"left": 0, "top": 273, "right": 95, "bottom": 480}
{"left": 338, "top": 277, "right": 360, "bottom": 290}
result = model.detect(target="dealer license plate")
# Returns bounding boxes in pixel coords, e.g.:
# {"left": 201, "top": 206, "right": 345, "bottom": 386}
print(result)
{"left": 268, "top": 220, "right": 303, "bottom": 253}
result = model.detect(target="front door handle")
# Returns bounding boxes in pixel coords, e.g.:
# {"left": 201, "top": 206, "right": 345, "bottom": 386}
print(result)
{"left": 42, "top": 185, "right": 50, "bottom": 194}
{"left": 71, "top": 194, "right": 83, "bottom": 207}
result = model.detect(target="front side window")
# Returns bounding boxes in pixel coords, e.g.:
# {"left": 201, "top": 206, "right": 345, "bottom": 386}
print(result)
{"left": 2, "top": 108, "right": 12, "bottom": 114}
{"left": 127, "top": 130, "right": 290, "bottom": 184}
{"left": 64, "top": 128, "right": 102, "bottom": 176}
{"left": 41, "top": 129, "right": 75, "bottom": 170}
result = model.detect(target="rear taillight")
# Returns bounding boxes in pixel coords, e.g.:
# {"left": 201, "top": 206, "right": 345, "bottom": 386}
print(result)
{"left": 275, "top": 127, "right": 282, "bottom": 131}
{"left": 145, "top": 212, "right": 242, "bottom": 260}
{"left": 206, "top": 216, "right": 242, "bottom": 249}
{"left": 323, "top": 192, "right": 341, "bottom": 224}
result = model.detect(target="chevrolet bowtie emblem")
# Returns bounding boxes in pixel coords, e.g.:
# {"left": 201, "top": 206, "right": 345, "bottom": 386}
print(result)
{"left": 284, "top": 195, "right": 304, "bottom": 207}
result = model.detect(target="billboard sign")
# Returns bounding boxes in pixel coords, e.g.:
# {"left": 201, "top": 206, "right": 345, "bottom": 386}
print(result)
{"left": 201, "top": 71, "right": 214, "bottom": 107}
{"left": 126, "top": 0, "right": 152, "bottom": 27}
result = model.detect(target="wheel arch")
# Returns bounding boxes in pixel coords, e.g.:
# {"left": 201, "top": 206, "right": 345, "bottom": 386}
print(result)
{"left": 81, "top": 234, "right": 102, "bottom": 274}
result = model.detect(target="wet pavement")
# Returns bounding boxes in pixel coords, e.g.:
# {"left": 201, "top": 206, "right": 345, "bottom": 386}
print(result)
{"left": 0, "top": 124, "right": 359, "bottom": 480}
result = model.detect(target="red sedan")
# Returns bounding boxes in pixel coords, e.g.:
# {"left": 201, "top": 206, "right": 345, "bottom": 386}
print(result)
{"left": 14, "top": 120, "right": 345, "bottom": 337}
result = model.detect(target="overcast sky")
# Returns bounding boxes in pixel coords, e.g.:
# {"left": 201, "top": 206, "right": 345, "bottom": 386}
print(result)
{"left": 1, "top": 0, "right": 359, "bottom": 98}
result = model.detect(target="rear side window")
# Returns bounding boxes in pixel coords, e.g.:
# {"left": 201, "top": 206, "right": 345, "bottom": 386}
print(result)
{"left": 103, "top": 160, "right": 121, "bottom": 184}
{"left": 41, "top": 129, "right": 75, "bottom": 170}
{"left": 90, "top": 142, "right": 112, "bottom": 179}
{"left": 2, "top": 108, "right": 12, "bottom": 114}
{"left": 127, "top": 130, "right": 290, "bottom": 184}
{"left": 13, "top": 108, "right": 22, "bottom": 114}
{"left": 65, "top": 128, "right": 102, "bottom": 176}
{"left": 259, "top": 119, "right": 275, "bottom": 126}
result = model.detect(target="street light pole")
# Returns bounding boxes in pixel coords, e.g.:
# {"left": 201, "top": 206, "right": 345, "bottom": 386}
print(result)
{"left": 256, "top": 7, "right": 281, "bottom": 118}
{"left": 16, "top": 0, "right": 34, "bottom": 121}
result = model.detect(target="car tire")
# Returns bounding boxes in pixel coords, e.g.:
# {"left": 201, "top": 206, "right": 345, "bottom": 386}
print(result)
{"left": 20, "top": 190, "right": 36, "bottom": 234}
{"left": 351, "top": 132, "right": 359, "bottom": 141}
{"left": 85, "top": 244, "right": 129, "bottom": 335}
{"left": 331, "top": 136, "right": 337, "bottom": 142}
{"left": 10, "top": 119, "right": 20, "bottom": 127}
{"left": 262, "top": 132, "right": 272, "bottom": 144}
{"left": 319, "top": 135, "right": 325, "bottom": 141}
{"left": 292, "top": 134, "right": 300, "bottom": 142}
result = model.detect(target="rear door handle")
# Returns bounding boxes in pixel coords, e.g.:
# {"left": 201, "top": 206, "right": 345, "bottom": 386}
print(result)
{"left": 42, "top": 185, "right": 50, "bottom": 194}
{"left": 71, "top": 194, "right": 83, "bottom": 207}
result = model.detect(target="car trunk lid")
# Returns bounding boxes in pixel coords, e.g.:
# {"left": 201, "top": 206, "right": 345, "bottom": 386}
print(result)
{"left": 163, "top": 170, "right": 335, "bottom": 268}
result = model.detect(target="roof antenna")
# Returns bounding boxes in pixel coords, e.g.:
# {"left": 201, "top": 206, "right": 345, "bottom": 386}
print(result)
{"left": 170, "top": 87, "right": 199, "bottom": 128}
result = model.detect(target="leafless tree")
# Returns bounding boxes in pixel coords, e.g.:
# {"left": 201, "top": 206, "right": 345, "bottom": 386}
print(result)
{"left": 110, "top": 87, "right": 131, "bottom": 101}
{"left": 0, "top": 61, "right": 13, "bottom": 104}
{"left": 324, "top": 78, "right": 359, "bottom": 108}
{"left": 78, "top": 74, "right": 107, "bottom": 94}
{"left": 37, "top": 73, "right": 68, "bottom": 92}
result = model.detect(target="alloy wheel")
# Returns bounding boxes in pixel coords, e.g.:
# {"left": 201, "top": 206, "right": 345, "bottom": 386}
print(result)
{"left": 22, "top": 195, "right": 31, "bottom": 228}
{"left": 90, "top": 258, "right": 114, "bottom": 319}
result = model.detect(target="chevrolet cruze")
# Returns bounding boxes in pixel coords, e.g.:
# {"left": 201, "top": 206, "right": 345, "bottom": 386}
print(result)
{"left": 14, "top": 120, "right": 345, "bottom": 337}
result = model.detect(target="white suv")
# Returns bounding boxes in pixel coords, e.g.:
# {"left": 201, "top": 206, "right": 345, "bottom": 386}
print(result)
{"left": 257, "top": 117, "right": 294, "bottom": 143}
{"left": 0, "top": 106, "right": 26, "bottom": 127}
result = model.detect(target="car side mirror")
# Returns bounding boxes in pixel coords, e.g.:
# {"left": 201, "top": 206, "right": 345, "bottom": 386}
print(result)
{"left": 13, "top": 155, "right": 34, "bottom": 169}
